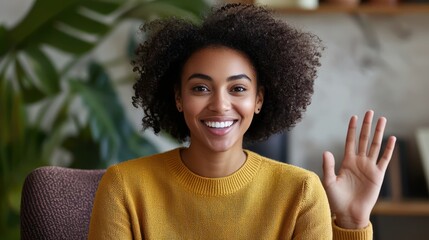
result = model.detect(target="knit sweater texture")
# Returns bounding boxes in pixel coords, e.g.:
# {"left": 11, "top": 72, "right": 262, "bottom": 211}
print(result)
{"left": 88, "top": 148, "right": 372, "bottom": 239}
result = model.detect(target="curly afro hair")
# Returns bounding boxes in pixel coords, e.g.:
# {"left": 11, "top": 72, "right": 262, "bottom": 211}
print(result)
{"left": 132, "top": 3, "right": 323, "bottom": 143}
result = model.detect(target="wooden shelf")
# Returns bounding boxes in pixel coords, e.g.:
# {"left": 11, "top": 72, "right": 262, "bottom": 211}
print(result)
{"left": 268, "top": 3, "right": 429, "bottom": 15}
{"left": 372, "top": 200, "right": 429, "bottom": 216}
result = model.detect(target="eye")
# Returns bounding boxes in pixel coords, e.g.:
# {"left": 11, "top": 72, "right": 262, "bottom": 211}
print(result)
{"left": 231, "top": 86, "right": 246, "bottom": 92}
{"left": 192, "top": 85, "right": 209, "bottom": 92}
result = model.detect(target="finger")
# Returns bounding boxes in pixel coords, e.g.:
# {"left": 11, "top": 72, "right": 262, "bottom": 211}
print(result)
{"left": 377, "top": 136, "right": 397, "bottom": 171}
{"left": 368, "top": 117, "right": 387, "bottom": 159}
{"left": 345, "top": 115, "right": 358, "bottom": 156}
{"left": 358, "top": 110, "right": 374, "bottom": 155}
{"left": 322, "top": 151, "right": 336, "bottom": 186}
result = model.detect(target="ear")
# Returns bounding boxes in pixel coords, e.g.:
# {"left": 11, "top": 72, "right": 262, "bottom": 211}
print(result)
{"left": 175, "top": 86, "right": 183, "bottom": 112}
{"left": 255, "top": 86, "right": 264, "bottom": 114}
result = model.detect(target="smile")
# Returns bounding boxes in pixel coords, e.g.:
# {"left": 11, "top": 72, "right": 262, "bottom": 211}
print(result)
{"left": 204, "top": 121, "right": 235, "bottom": 129}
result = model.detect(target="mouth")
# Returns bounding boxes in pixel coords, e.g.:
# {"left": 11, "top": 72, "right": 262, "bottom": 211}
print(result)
{"left": 203, "top": 120, "right": 236, "bottom": 129}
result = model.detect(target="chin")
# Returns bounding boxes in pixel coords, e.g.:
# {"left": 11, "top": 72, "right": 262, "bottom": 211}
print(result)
{"left": 205, "top": 140, "right": 241, "bottom": 153}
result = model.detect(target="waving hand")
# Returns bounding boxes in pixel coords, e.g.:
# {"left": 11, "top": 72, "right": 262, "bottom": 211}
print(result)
{"left": 322, "top": 110, "right": 396, "bottom": 229}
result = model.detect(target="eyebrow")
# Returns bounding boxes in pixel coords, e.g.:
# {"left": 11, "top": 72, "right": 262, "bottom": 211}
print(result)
{"left": 187, "top": 73, "right": 252, "bottom": 82}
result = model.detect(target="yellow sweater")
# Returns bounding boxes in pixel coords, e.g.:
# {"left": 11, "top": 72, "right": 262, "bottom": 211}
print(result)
{"left": 89, "top": 148, "right": 372, "bottom": 239}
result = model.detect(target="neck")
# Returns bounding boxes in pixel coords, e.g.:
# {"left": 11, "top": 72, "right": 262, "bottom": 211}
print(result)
{"left": 180, "top": 145, "right": 246, "bottom": 178}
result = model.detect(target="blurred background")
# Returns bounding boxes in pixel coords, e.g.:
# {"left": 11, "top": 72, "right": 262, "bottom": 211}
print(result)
{"left": 1, "top": 0, "right": 429, "bottom": 239}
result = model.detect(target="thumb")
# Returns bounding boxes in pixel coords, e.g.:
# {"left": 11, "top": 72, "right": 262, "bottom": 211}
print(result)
{"left": 322, "top": 151, "right": 336, "bottom": 186}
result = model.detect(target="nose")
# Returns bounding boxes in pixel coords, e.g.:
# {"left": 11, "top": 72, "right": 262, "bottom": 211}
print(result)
{"left": 207, "top": 90, "right": 231, "bottom": 113}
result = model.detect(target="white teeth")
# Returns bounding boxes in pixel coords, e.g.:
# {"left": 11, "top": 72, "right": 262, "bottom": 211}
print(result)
{"left": 205, "top": 121, "right": 234, "bottom": 128}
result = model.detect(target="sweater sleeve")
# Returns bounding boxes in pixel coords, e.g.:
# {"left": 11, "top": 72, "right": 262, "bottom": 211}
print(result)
{"left": 88, "top": 166, "right": 133, "bottom": 239}
{"left": 332, "top": 219, "right": 373, "bottom": 240}
{"left": 293, "top": 173, "right": 333, "bottom": 239}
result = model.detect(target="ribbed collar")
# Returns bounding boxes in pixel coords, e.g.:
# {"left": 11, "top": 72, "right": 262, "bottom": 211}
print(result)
{"left": 166, "top": 148, "right": 262, "bottom": 196}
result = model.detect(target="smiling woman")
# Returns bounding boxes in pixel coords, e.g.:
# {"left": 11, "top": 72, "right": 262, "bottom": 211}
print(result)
{"left": 88, "top": 3, "right": 396, "bottom": 240}
{"left": 131, "top": 4, "right": 321, "bottom": 143}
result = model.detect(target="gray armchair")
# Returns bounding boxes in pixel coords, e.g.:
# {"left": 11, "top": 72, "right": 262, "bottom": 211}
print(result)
{"left": 20, "top": 166, "right": 105, "bottom": 240}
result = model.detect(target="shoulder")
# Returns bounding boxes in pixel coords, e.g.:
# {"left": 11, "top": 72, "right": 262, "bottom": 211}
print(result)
{"left": 103, "top": 148, "right": 180, "bottom": 180}
{"left": 117, "top": 148, "right": 178, "bottom": 167}
{"left": 246, "top": 150, "right": 319, "bottom": 180}
{"left": 245, "top": 150, "right": 323, "bottom": 191}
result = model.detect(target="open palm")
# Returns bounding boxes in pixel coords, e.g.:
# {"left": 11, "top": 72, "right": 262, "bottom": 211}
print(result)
{"left": 322, "top": 110, "right": 396, "bottom": 229}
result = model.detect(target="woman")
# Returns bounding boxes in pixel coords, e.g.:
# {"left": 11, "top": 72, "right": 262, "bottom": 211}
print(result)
{"left": 89, "top": 3, "right": 396, "bottom": 239}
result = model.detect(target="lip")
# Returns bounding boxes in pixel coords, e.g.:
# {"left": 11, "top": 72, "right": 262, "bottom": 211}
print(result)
{"left": 201, "top": 116, "right": 237, "bottom": 122}
{"left": 200, "top": 117, "right": 238, "bottom": 136}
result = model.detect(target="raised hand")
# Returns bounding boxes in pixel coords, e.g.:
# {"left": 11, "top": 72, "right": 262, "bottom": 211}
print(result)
{"left": 322, "top": 110, "right": 396, "bottom": 229}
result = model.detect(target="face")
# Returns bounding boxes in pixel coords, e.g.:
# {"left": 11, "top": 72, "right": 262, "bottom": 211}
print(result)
{"left": 176, "top": 46, "right": 263, "bottom": 153}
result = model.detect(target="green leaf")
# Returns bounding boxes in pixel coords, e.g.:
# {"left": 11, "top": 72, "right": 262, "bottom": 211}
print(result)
{"left": 156, "top": 0, "right": 209, "bottom": 16}
{"left": 86, "top": 63, "right": 157, "bottom": 160}
{"left": 14, "top": 59, "right": 46, "bottom": 103}
{"left": 37, "top": 27, "right": 94, "bottom": 55}
{"left": 5, "top": 0, "right": 123, "bottom": 55}
{"left": 0, "top": 80, "right": 25, "bottom": 145}
{"left": 122, "top": 1, "right": 200, "bottom": 23}
{"left": 7, "top": 184, "right": 22, "bottom": 213}
{"left": 24, "top": 47, "right": 60, "bottom": 95}
{"left": 69, "top": 63, "right": 157, "bottom": 164}
{"left": 63, "top": 125, "right": 104, "bottom": 169}
{"left": 5, "top": 0, "right": 82, "bottom": 50}
{"left": 40, "top": 119, "right": 67, "bottom": 164}
{"left": 0, "top": 79, "right": 28, "bottom": 179}
{"left": 0, "top": 80, "right": 12, "bottom": 177}
{"left": 0, "top": 25, "right": 8, "bottom": 56}
{"left": 81, "top": 1, "right": 123, "bottom": 15}
{"left": 23, "top": 127, "right": 50, "bottom": 166}
{"left": 9, "top": 88, "right": 26, "bottom": 152}
{"left": 126, "top": 27, "right": 139, "bottom": 61}
{"left": 69, "top": 79, "right": 120, "bottom": 162}
{"left": 58, "top": 11, "right": 110, "bottom": 35}
{"left": 50, "top": 95, "right": 72, "bottom": 130}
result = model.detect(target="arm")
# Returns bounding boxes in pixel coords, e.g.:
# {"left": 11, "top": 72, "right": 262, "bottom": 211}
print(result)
{"left": 88, "top": 166, "right": 134, "bottom": 239}
{"left": 322, "top": 110, "right": 396, "bottom": 230}
{"left": 293, "top": 173, "right": 333, "bottom": 240}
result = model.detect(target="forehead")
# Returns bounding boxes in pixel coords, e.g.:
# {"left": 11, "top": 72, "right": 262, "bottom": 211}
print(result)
{"left": 181, "top": 46, "right": 256, "bottom": 79}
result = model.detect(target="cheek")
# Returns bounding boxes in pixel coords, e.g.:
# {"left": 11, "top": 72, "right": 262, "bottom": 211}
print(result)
{"left": 182, "top": 95, "right": 201, "bottom": 111}
{"left": 181, "top": 95, "right": 203, "bottom": 121}
{"left": 236, "top": 97, "right": 258, "bottom": 114}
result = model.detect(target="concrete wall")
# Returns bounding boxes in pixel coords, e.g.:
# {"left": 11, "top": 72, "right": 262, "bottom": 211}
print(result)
{"left": 279, "top": 13, "right": 429, "bottom": 177}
